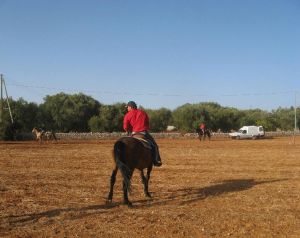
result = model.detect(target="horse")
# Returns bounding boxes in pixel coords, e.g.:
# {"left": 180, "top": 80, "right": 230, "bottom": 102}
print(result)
{"left": 196, "top": 128, "right": 211, "bottom": 141}
{"left": 32, "top": 127, "right": 45, "bottom": 143}
{"left": 32, "top": 127, "right": 57, "bottom": 143}
{"left": 107, "top": 136, "right": 154, "bottom": 207}
{"left": 44, "top": 131, "right": 57, "bottom": 141}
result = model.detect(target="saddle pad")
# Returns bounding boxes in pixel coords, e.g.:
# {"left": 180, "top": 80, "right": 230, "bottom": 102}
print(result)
{"left": 131, "top": 136, "right": 152, "bottom": 150}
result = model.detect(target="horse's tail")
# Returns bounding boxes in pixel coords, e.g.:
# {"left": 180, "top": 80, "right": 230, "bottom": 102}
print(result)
{"left": 113, "top": 140, "right": 131, "bottom": 192}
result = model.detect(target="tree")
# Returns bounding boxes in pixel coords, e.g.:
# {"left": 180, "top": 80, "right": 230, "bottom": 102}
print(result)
{"left": 145, "top": 107, "right": 172, "bottom": 132}
{"left": 0, "top": 98, "right": 42, "bottom": 140}
{"left": 10, "top": 98, "right": 40, "bottom": 132}
{"left": 89, "top": 103, "right": 126, "bottom": 132}
{"left": 214, "top": 108, "right": 243, "bottom": 132}
{"left": 1, "top": 94, "right": 298, "bottom": 139}
{"left": 272, "top": 107, "right": 296, "bottom": 131}
{"left": 42, "top": 93, "right": 100, "bottom": 132}
{"left": 172, "top": 103, "right": 211, "bottom": 132}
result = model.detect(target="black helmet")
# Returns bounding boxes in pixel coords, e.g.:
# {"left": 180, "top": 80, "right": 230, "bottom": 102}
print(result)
{"left": 127, "top": 101, "right": 137, "bottom": 109}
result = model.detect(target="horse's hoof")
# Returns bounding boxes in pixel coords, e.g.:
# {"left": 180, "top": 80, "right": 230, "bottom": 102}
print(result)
{"left": 124, "top": 201, "right": 133, "bottom": 207}
{"left": 145, "top": 193, "right": 152, "bottom": 198}
{"left": 106, "top": 199, "right": 112, "bottom": 204}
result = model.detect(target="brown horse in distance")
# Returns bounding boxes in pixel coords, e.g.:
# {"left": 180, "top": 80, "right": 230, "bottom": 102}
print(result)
{"left": 32, "top": 127, "right": 57, "bottom": 143}
{"left": 32, "top": 127, "right": 45, "bottom": 143}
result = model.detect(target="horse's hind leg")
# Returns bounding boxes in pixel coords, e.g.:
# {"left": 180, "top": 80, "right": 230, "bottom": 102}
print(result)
{"left": 122, "top": 181, "right": 132, "bottom": 207}
{"left": 141, "top": 167, "right": 152, "bottom": 198}
{"left": 107, "top": 166, "right": 118, "bottom": 203}
{"left": 123, "top": 170, "right": 133, "bottom": 207}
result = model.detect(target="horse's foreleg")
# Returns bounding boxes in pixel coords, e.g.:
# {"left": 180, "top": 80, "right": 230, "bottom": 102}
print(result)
{"left": 107, "top": 166, "right": 118, "bottom": 203}
{"left": 140, "top": 170, "right": 149, "bottom": 198}
{"left": 141, "top": 167, "right": 152, "bottom": 198}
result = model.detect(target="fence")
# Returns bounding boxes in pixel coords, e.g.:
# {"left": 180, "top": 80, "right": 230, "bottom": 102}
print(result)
{"left": 17, "top": 130, "right": 300, "bottom": 141}
{"left": 52, "top": 131, "right": 300, "bottom": 140}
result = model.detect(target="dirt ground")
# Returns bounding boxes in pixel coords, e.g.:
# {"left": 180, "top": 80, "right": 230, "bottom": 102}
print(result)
{"left": 0, "top": 137, "right": 300, "bottom": 237}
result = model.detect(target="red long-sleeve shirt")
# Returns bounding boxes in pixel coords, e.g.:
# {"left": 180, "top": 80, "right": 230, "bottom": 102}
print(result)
{"left": 200, "top": 123, "right": 206, "bottom": 129}
{"left": 123, "top": 109, "right": 150, "bottom": 132}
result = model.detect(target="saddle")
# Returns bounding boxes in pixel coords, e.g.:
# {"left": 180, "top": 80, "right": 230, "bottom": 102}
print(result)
{"left": 130, "top": 134, "right": 153, "bottom": 150}
{"left": 129, "top": 133, "right": 161, "bottom": 166}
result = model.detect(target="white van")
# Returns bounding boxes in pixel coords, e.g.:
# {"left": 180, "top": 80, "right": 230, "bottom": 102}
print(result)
{"left": 229, "top": 126, "right": 265, "bottom": 139}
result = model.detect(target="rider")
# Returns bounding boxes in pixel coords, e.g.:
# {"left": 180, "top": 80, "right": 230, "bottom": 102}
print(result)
{"left": 123, "top": 101, "right": 162, "bottom": 167}
{"left": 199, "top": 122, "right": 206, "bottom": 134}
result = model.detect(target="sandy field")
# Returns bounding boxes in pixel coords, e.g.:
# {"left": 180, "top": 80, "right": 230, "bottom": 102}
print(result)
{"left": 0, "top": 137, "right": 300, "bottom": 237}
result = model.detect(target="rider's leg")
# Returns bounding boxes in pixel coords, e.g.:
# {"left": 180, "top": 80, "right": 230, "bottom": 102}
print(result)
{"left": 145, "top": 133, "right": 162, "bottom": 167}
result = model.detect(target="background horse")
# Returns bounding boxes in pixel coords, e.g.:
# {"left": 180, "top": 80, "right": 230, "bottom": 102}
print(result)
{"left": 32, "top": 128, "right": 57, "bottom": 142}
{"left": 44, "top": 131, "right": 57, "bottom": 141}
{"left": 32, "top": 127, "right": 45, "bottom": 143}
{"left": 107, "top": 136, "right": 153, "bottom": 207}
{"left": 196, "top": 128, "right": 211, "bottom": 141}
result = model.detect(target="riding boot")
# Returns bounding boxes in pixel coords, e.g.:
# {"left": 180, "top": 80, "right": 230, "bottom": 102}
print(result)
{"left": 152, "top": 145, "right": 162, "bottom": 167}
{"left": 145, "top": 132, "right": 162, "bottom": 167}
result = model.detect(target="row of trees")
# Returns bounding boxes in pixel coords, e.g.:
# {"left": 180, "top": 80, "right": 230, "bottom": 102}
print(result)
{"left": 0, "top": 92, "right": 299, "bottom": 140}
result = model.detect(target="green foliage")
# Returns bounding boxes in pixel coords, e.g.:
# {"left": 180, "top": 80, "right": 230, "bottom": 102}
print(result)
{"left": 172, "top": 102, "right": 224, "bottom": 132}
{"left": 0, "top": 119, "right": 14, "bottom": 140}
{"left": 42, "top": 92, "right": 100, "bottom": 132}
{"left": 145, "top": 108, "right": 172, "bottom": 132}
{"left": 172, "top": 103, "right": 212, "bottom": 132}
{"left": 1, "top": 94, "right": 299, "bottom": 140}
{"left": 10, "top": 98, "right": 40, "bottom": 131}
{"left": 214, "top": 107, "right": 243, "bottom": 132}
{"left": 0, "top": 98, "right": 39, "bottom": 140}
{"left": 272, "top": 107, "right": 296, "bottom": 131}
{"left": 89, "top": 103, "right": 127, "bottom": 132}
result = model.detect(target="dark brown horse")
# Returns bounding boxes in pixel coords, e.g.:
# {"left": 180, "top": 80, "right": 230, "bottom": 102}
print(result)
{"left": 196, "top": 128, "right": 211, "bottom": 141}
{"left": 107, "top": 136, "right": 153, "bottom": 207}
{"left": 44, "top": 131, "right": 57, "bottom": 141}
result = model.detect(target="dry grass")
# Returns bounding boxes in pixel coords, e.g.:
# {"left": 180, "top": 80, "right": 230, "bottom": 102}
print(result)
{"left": 0, "top": 137, "right": 299, "bottom": 237}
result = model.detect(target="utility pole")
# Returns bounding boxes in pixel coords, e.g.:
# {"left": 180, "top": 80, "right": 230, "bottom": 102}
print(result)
{"left": 293, "top": 91, "right": 297, "bottom": 145}
{"left": 0, "top": 74, "right": 13, "bottom": 124}
{"left": 0, "top": 74, "right": 3, "bottom": 123}
{"left": 295, "top": 91, "right": 297, "bottom": 132}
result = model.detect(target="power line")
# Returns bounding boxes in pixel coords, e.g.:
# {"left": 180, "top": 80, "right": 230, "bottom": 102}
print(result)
{"left": 6, "top": 81, "right": 298, "bottom": 98}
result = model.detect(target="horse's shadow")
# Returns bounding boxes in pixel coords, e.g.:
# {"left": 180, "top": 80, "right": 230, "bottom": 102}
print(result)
{"left": 3, "top": 203, "right": 118, "bottom": 227}
{"left": 2, "top": 178, "right": 286, "bottom": 228}
{"left": 134, "top": 178, "right": 286, "bottom": 207}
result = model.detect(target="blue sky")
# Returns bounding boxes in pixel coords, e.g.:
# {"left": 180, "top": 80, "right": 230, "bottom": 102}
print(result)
{"left": 0, "top": 0, "right": 299, "bottom": 111}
